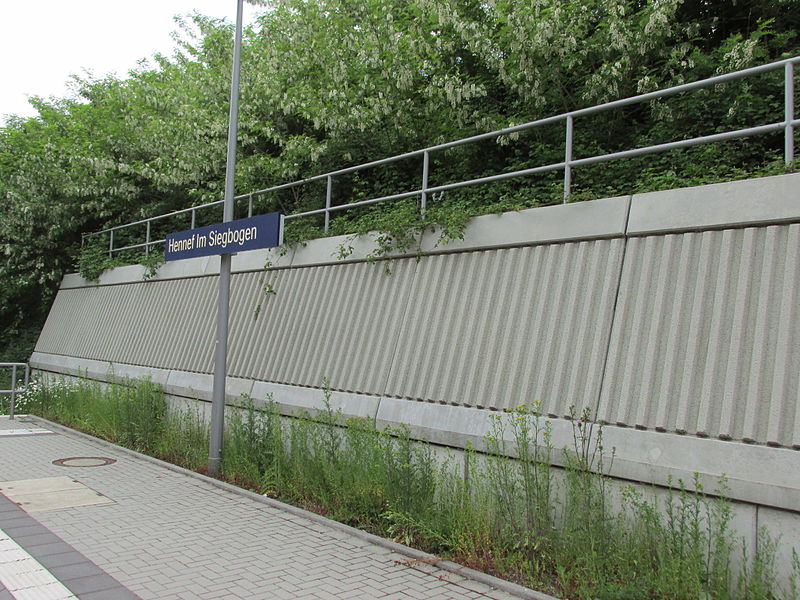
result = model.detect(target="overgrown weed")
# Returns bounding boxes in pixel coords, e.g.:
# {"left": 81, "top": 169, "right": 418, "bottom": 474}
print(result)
{"left": 21, "top": 377, "right": 799, "bottom": 600}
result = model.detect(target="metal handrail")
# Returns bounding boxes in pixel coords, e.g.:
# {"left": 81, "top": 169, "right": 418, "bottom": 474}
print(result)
{"left": 83, "top": 56, "right": 798, "bottom": 256}
{"left": 1, "top": 362, "right": 30, "bottom": 420}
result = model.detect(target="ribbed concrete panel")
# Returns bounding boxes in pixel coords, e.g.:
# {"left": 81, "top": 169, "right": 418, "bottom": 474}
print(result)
{"left": 226, "top": 260, "right": 417, "bottom": 394}
{"left": 384, "top": 239, "right": 625, "bottom": 414}
{"left": 598, "top": 224, "right": 800, "bottom": 448}
{"left": 35, "top": 288, "right": 99, "bottom": 357}
{"left": 34, "top": 278, "right": 218, "bottom": 373}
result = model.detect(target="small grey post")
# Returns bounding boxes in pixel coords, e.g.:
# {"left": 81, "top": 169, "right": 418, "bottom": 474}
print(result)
{"left": 564, "top": 115, "right": 573, "bottom": 201}
{"left": 324, "top": 175, "right": 332, "bottom": 232}
{"left": 9, "top": 365, "right": 16, "bottom": 420}
{"left": 421, "top": 150, "right": 429, "bottom": 218}
{"left": 209, "top": 0, "right": 245, "bottom": 477}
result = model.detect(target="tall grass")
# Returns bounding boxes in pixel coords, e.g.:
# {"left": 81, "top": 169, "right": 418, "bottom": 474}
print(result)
{"left": 19, "top": 377, "right": 799, "bottom": 600}
{"left": 20, "top": 377, "right": 165, "bottom": 454}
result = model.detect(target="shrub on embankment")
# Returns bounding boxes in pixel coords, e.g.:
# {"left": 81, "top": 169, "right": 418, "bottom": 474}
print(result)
{"left": 17, "top": 377, "right": 800, "bottom": 600}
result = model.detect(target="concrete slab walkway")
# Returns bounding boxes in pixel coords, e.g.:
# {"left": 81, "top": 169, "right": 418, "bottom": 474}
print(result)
{"left": 0, "top": 416, "right": 544, "bottom": 600}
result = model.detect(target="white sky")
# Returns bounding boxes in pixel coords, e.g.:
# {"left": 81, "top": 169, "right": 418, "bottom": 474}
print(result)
{"left": 0, "top": 1, "right": 262, "bottom": 125}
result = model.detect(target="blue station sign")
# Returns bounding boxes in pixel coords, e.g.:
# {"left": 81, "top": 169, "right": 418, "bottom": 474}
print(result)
{"left": 165, "top": 212, "right": 284, "bottom": 261}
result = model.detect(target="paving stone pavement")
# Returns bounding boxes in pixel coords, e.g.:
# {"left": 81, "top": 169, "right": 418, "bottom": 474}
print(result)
{"left": 0, "top": 416, "right": 528, "bottom": 600}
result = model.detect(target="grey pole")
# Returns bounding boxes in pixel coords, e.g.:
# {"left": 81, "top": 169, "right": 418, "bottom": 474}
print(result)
{"left": 209, "top": 0, "right": 245, "bottom": 477}
{"left": 564, "top": 115, "right": 573, "bottom": 201}
{"left": 324, "top": 175, "right": 332, "bottom": 232}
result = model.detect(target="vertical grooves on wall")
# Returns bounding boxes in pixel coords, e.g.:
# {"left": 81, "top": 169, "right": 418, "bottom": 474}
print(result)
{"left": 719, "top": 229, "right": 755, "bottom": 439}
{"left": 777, "top": 224, "right": 800, "bottom": 447}
{"left": 743, "top": 226, "right": 779, "bottom": 442}
{"left": 583, "top": 238, "right": 625, "bottom": 415}
{"left": 236, "top": 272, "right": 261, "bottom": 378}
{"left": 697, "top": 229, "right": 735, "bottom": 437}
{"left": 126, "top": 284, "right": 150, "bottom": 366}
{"left": 229, "top": 271, "right": 264, "bottom": 377}
{"left": 593, "top": 195, "right": 633, "bottom": 420}
{"left": 617, "top": 236, "right": 652, "bottom": 423}
{"left": 393, "top": 255, "right": 445, "bottom": 401}
{"left": 251, "top": 267, "right": 298, "bottom": 380}
{"left": 536, "top": 243, "right": 576, "bottom": 413}
{"left": 551, "top": 242, "right": 588, "bottom": 411}
{"left": 520, "top": 244, "right": 558, "bottom": 411}
{"left": 498, "top": 246, "right": 541, "bottom": 405}
{"left": 450, "top": 252, "right": 494, "bottom": 407}
{"left": 313, "top": 263, "right": 360, "bottom": 387}
{"left": 31, "top": 181, "right": 800, "bottom": 449}
{"left": 375, "top": 248, "right": 424, "bottom": 424}
{"left": 147, "top": 280, "right": 173, "bottom": 367}
{"left": 562, "top": 242, "right": 597, "bottom": 409}
{"left": 474, "top": 247, "right": 523, "bottom": 409}
{"left": 675, "top": 233, "right": 715, "bottom": 434}
{"left": 660, "top": 233, "right": 695, "bottom": 429}
{"left": 195, "top": 276, "right": 219, "bottom": 373}
{"left": 226, "top": 271, "right": 255, "bottom": 376}
{"left": 277, "top": 266, "right": 320, "bottom": 383}
{"left": 635, "top": 236, "right": 671, "bottom": 429}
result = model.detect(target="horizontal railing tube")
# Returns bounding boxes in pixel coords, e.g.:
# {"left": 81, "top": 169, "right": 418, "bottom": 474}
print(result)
{"left": 78, "top": 56, "right": 799, "bottom": 255}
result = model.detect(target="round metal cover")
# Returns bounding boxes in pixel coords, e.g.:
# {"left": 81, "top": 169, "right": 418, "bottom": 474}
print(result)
{"left": 52, "top": 457, "right": 117, "bottom": 468}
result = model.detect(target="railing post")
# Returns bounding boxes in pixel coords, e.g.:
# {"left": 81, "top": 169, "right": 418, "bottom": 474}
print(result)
{"left": 421, "top": 150, "right": 430, "bottom": 218}
{"left": 248, "top": 193, "right": 253, "bottom": 218}
{"left": 786, "top": 62, "right": 795, "bottom": 166}
{"left": 145, "top": 221, "right": 151, "bottom": 256}
{"left": 564, "top": 115, "right": 574, "bottom": 202}
{"left": 9, "top": 365, "right": 16, "bottom": 420}
{"left": 325, "top": 176, "right": 332, "bottom": 233}
{"left": 109, "top": 229, "right": 114, "bottom": 258}
{"left": 191, "top": 209, "right": 196, "bottom": 229}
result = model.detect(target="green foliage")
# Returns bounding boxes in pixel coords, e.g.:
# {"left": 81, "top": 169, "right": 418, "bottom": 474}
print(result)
{"left": 76, "top": 243, "right": 112, "bottom": 282}
{"left": 2, "top": 1, "right": 798, "bottom": 357}
{"left": 157, "top": 404, "right": 210, "bottom": 471}
{"left": 22, "top": 377, "right": 800, "bottom": 600}
{"left": 76, "top": 241, "right": 162, "bottom": 282}
{"left": 20, "top": 376, "right": 165, "bottom": 454}
{"left": 328, "top": 197, "right": 471, "bottom": 266}
{"left": 0, "top": 322, "right": 40, "bottom": 391}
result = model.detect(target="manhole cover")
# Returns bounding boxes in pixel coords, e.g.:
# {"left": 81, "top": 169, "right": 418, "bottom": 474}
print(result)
{"left": 52, "top": 457, "right": 117, "bottom": 468}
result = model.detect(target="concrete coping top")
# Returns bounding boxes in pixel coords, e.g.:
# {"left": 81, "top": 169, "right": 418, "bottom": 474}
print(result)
{"left": 628, "top": 172, "right": 800, "bottom": 235}
{"left": 60, "top": 193, "right": 630, "bottom": 289}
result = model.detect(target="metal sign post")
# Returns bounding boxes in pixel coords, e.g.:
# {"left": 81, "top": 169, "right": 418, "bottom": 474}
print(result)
{"left": 209, "top": 0, "right": 245, "bottom": 477}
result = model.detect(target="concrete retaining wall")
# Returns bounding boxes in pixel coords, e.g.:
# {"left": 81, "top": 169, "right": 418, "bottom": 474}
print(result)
{"left": 31, "top": 174, "right": 800, "bottom": 572}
